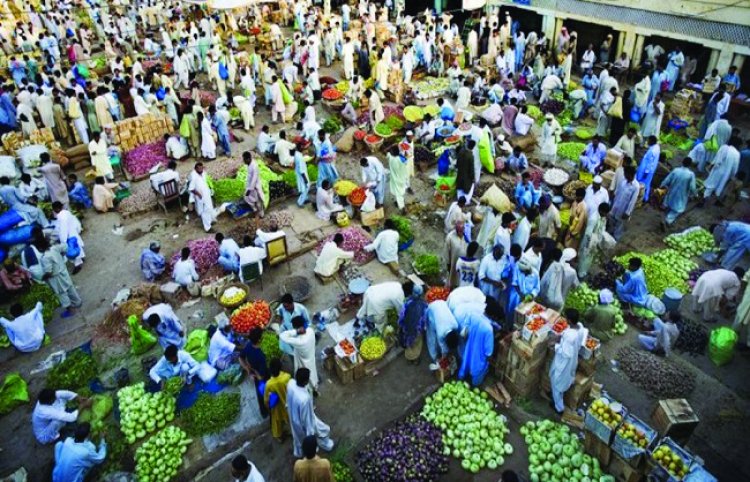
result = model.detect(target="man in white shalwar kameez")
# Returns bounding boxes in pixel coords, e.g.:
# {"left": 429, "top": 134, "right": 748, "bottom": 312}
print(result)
{"left": 0, "top": 302, "right": 45, "bottom": 352}
{"left": 188, "top": 163, "right": 216, "bottom": 232}
{"left": 143, "top": 303, "right": 185, "bottom": 349}
{"left": 539, "top": 249, "right": 566, "bottom": 311}
{"left": 341, "top": 38, "right": 355, "bottom": 79}
{"left": 549, "top": 312, "right": 586, "bottom": 413}
{"left": 691, "top": 268, "right": 743, "bottom": 323}
{"left": 364, "top": 220, "right": 400, "bottom": 267}
{"left": 35, "top": 91, "right": 55, "bottom": 129}
{"left": 360, "top": 156, "right": 386, "bottom": 206}
{"left": 280, "top": 317, "right": 319, "bottom": 390}
{"left": 357, "top": 281, "right": 406, "bottom": 332}
{"left": 53, "top": 203, "right": 85, "bottom": 269}
{"left": 286, "top": 368, "right": 334, "bottom": 458}
{"left": 702, "top": 138, "right": 740, "bottom": 204}
{"left": 479, "top": 245, "right": 507, "bottom": 300}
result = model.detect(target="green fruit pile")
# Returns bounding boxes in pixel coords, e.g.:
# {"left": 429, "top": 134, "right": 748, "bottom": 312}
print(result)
{"left": 117, "top": 382, "right": 176, "bottom": 444}
{"left": 332, "top": 461, "right": 355, "bottom": 482}
{"left": 614, "top": 251, "right": 690, "bottom": 296}
{"left": 422, "top": 381, "right": 512, "bottom": 474}
{"left": 135, "top": 426, "right": 192, "bottom": 481}
{"left": 651, "top": 249, "right": 697, "bottom": 280}
{"left": 664, "top": 228, "right": 716, "bottom": 258}
{"left": 522, "top": 419, "right": 613, "bottom": 482}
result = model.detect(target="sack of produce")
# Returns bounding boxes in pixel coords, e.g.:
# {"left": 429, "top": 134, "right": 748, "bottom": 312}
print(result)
{"left": 0, "top": 156, "right": 18, "bottom": 179}
{"left": 0, "top": 372, "right": 29, "bottom": 415}
{"left": 0, "top": 224, "right": 35, "bottom": 247}
{"left": 335, "top": 127, "right": 357, "bottom": 153}
{"left": 185, "top": 329, "right": 209, "bottom": 362}
{"left": 16, "top": 144, "right": 49, "bottom": 169}
{"left": 127, "top": 315, "right": 157, "bottom": 355}
{"left": 708, "top": 327, "right": 737, "bottom": 367}
{"left": 480, "top": 184, "right": 513, "bottom": 213}
{"left": 0, "top": 210, "right": 22, "bottom": 233}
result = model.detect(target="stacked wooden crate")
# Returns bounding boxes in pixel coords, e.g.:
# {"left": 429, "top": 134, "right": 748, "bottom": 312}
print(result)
{"left": 113, "top": 114, "right": 173, "bottom": 153}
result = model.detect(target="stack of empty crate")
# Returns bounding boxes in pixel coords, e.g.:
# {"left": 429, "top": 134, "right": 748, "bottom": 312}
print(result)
{"left": 113, "top": 114, "right": 173, "bottom": 153}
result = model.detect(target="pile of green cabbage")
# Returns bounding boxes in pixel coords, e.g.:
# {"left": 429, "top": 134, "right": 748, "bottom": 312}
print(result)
{"left": 664, "top": 228, "right": 716, "bottom": 258}
{"left": 135, "top": 425, "right": 192, "bottom": 481}
{"left": 614, "top": 251, "right": 690, "bottom": 296}
{"left": 521, "top": 419, "right": 613, "bottom": 482}
{"left": 117, "top": 382, "right": 176, "bottom": 444}
{"left": 422, "top": 381, "right": 512, "bottom": 473}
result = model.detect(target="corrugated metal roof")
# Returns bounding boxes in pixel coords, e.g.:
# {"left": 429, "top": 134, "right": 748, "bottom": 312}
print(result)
{"left": 498, "top": 0, "right": 750, "bottom": 46}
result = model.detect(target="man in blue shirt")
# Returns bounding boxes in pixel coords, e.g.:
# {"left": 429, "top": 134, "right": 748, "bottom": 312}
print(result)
{"left": 722, "top": 66, "right": 741, "bottom": 93}
{"left": 616, "top": 257, "right": 649, "bottom": 306}
{"left": 52, "top": 423, "right": 106, "bottom": 482}
{"left": 239, "top": 328, "right": 269, "bottom": 417}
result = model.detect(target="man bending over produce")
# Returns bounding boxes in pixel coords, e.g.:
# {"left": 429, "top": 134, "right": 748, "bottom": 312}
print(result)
{"left": 357, "top": 281, "right": 408, "bottom": 333}
{"left": 143, "top": 303, "right": 186, "bottom": 349}
{"left": 584, "top": 289, "right": 618, "bottom": 341}
{"left": 149, "top": 344, "right": 199, "bottom": 389}
{"left": 425, "top": 300, "right": 460, "bottom": 369}
{"left": 32, "top": 388, "right": 90, "bottom": 444}
{"left": 364, "top": 219, "right": 400, "bottom": 273}
{"left": 314, "top": 233, "right": 354, "bottom": 278}
{"left": 638, "top": 309, "right": 680, "bottom": 357}
{"left": 52, "top": 422, "right": 107, "bottom": 482}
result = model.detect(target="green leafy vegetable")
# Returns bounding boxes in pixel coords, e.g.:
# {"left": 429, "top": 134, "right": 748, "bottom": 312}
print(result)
{"left": 46, "top": 349, "right": 98, "bottom": 390}
{"left": 389, "top": 215, "right": 413, "bottom": 244}
{"left": 414, "top": 253, "right": 440, "bottom": 277}
{"left": 259, "top": 331, "right": 284, "bottom": 361}
{"left": 181, "top": 392, "right": 241, "bottom": 436}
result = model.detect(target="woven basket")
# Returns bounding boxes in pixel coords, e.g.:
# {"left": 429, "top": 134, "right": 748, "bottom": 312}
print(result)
{"left": 218, "top": 283, "right": 249, "bottom": 309}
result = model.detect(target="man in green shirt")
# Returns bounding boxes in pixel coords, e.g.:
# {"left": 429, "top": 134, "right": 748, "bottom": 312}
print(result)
{"left": 584, "top": 289, "right": 618, "bottom": 341}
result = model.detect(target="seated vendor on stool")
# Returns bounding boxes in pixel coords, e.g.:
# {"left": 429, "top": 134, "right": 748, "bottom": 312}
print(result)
{"left": 314, "top": 233, "right": 354, "bottom": 278}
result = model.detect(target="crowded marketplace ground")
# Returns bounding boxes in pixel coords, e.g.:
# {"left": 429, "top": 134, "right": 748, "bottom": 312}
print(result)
{"left": 0, "top": 1, "right": 749, "bottom": 482}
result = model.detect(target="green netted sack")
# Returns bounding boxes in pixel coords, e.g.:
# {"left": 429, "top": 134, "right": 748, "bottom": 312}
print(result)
{"left": 0, "top": 373, "right": 29, "bottom": 415}
{"left": 128, "top": 315, "right": 157, "bottom": 355}
{"left": 185, "top": 329, "right": 209, "bottom": 362}
{"left": 708, "top": 327, "right": 737, "bottom": 367}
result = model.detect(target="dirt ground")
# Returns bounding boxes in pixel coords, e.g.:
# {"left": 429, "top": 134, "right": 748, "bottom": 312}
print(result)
{"left": 1, "top": 58, "right": 749, "bottom": 482}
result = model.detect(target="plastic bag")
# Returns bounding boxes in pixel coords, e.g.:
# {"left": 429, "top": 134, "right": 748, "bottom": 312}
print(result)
{"left": 480, "top": 183, "right": 513, "bottom": 213}
{"left": 219, "top": 62, "right": 229, "bottom": 80}
{"left": 179, "top": 115, "right": 191, "bottom": 138}
{"left": 0, "top": 372, "right": 29, "bottom": 415}
{"left": 65, "top": 237, "right": 81, "bottom": 259}
{"left": 279, "top": 82, "right": 293, "bottom": 105}
{"left": 0, "top": 209, "right": 23, "bottom": 232}
{"left": 0, "top": 224, "right": 35, "bottom": 247}
{"left": 708, "top": 327, "right": 737, "bottom": 367}
{"left": 704, "top": 135, "right": 719, "bottom": 152}
{"left": 127, "top": 315, "right": 157, "bottom": 355}
{"left": 197, "top": 361, "right": 217, "bottom": 382}
{"left": 184, "top": 329, "right": 209, "bottom": 362}
{"left": 91, "top": 394, "right": 113, "bottom": 420}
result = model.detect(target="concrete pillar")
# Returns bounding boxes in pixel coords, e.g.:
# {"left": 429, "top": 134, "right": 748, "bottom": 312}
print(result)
{"left": 706, "top": 49, "right": 720, "bottom": 76}
{"left": 615, "top": 31, "right": 626, "bottom": 59}
{"left": 715, "top": 46, "right": 735, "bottom": 74}
{"left": 541, "top": 14, "right": 556, "bottom": 44}
{"left": 553, "top": 16, "right": 564, "bottom": 52}
{"left": 731, "top": 53, "right": 746, "bottom": 74}
{"left": 632, "top": 34, "right": 645, "bottom": 67}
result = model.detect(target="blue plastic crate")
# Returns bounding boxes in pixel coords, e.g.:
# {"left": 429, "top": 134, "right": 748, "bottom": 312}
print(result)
{"left": 612, "top": 412, "right": 657, "bottom": 461}
{"left": 649, "top": 437, "right": 694, "bottom": 482}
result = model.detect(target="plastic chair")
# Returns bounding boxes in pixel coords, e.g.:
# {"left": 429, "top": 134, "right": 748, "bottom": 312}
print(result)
{"left": 157, "top": 179, "right": 182, "bottom": 214}
{"left": 240, "top": 260, "right": 263, "bottom": 290}
{"left": 266, "top": 234, "right": 291, "bottom": 272}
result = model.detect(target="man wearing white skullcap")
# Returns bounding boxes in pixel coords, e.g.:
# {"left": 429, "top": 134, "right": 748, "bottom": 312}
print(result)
{"left": 583, "top": 289, "right": 619, "bottom": 341}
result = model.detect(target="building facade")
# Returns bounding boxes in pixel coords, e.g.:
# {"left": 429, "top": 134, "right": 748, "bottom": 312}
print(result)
{"left": 488, "top": 0, "right": 750, "bottom": 80}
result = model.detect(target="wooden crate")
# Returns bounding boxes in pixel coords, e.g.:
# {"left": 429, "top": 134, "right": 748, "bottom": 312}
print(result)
{"left": 506, "top": 340, "right": 547, "bottom": 377}
{"left": 334, "top": 354, "right": 363, "bottom": 385}
{"left": 584, "top": 431, "right": 612, "bottom": 467}
{"left": 608, "top": 452, "right": 645, "bottom": 482}
{"left": 651, "top": 399, "right": 699, "bottom": 444}
{"left": 565, "top": 372, "right": 594, "bottom": 410}
{"left": 510, "top": 331, "right": 549, "bottom": 364}
{"left": 502, "top": 372, "right": 537, "bottom": 397}
{"left": 577, "top": 353, "right": 599, "bottom": 377}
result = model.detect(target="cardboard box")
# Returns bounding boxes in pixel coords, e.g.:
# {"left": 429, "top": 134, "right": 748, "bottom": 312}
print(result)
{"left": 651, "top": 399, "right": 699, "bottom": 444}
{"left": 503, "top": 372, "right": 537, "bottom": 397}
{"left": 334, "top": 354, "right": 363, "bottom": 385}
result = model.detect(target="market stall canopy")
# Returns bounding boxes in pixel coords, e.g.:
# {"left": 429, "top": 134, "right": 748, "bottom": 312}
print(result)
{"left": 462, "top": 0, "right": 487, "bottom": 10}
